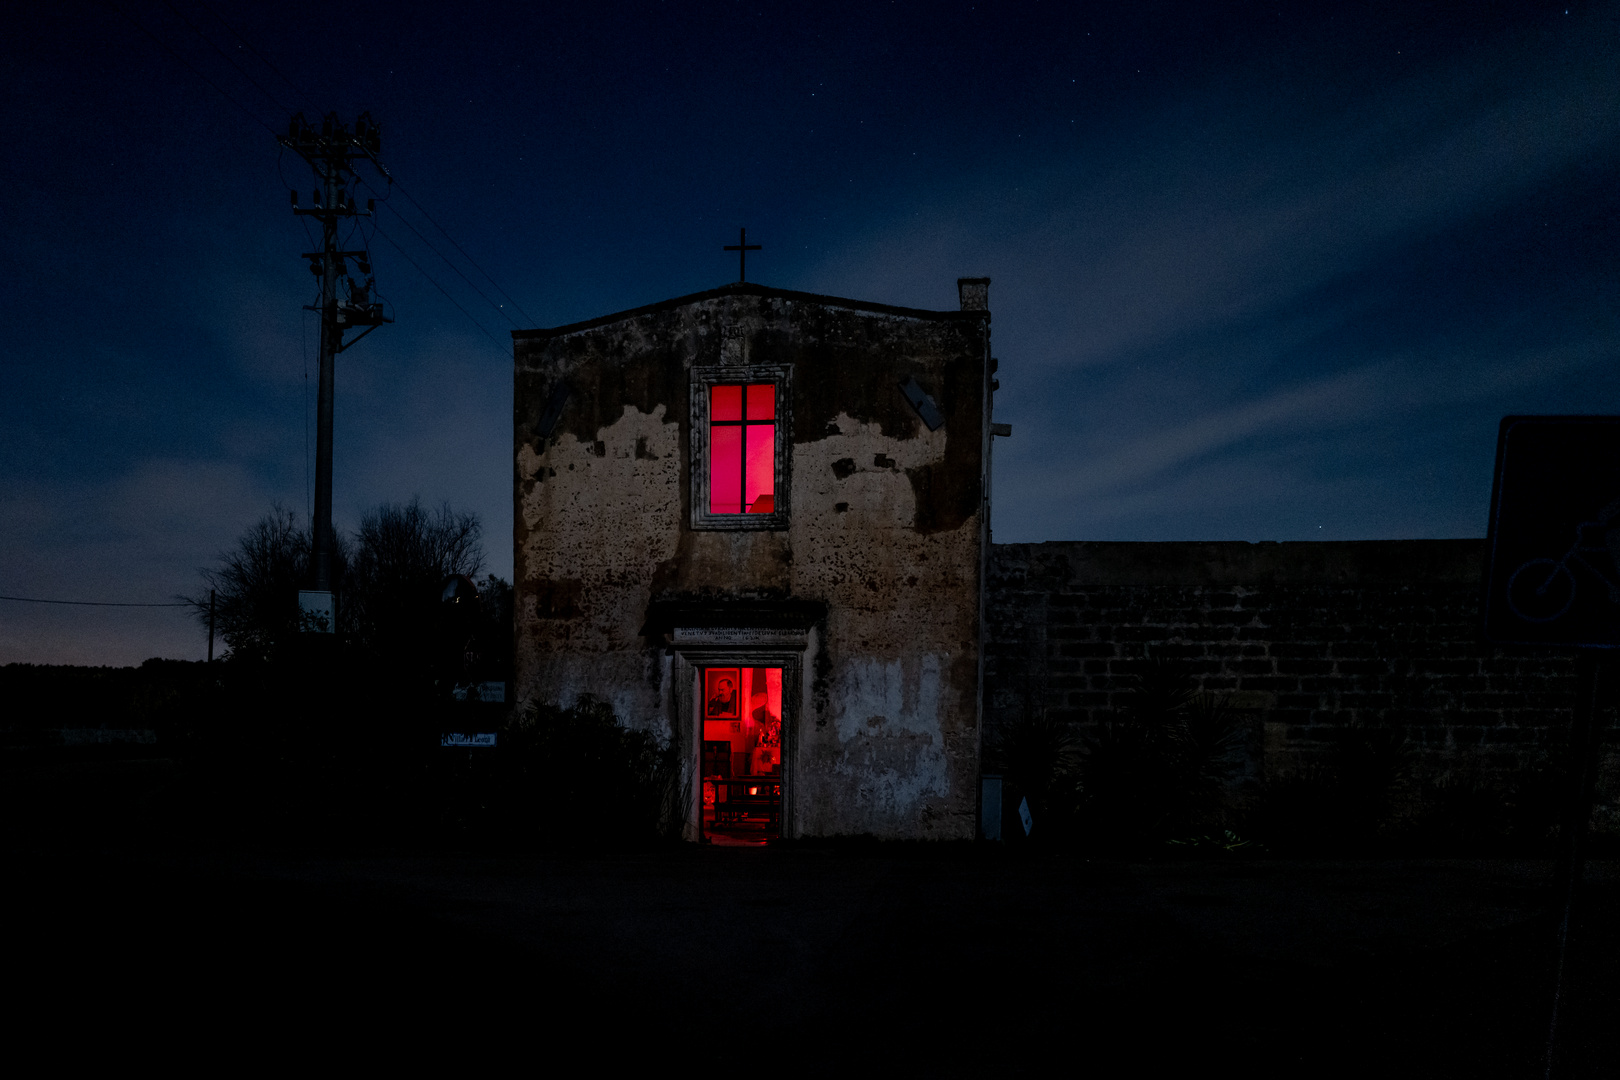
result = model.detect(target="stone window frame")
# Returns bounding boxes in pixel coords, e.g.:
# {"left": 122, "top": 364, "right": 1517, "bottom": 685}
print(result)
{"left": 689, "top": 363, "right": 793, "bottom": 530}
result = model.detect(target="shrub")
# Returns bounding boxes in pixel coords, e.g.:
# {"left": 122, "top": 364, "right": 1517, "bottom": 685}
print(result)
{"left": 1400, "top": 749, "right": 1567, "bottom": 856}
{"left": 1404, "top": 772, "right": 1513, "bottom": 855}
{"left": 1246, "top": 721, "right": 1412, "bottom": 855}
{"left": 495, "top": 697, "right": 678, "bottom": 846}
{"left": 1245, "top": 765, "right": 1348, "bottom": 856}
{"left": 1074, "top": 656, "right": 1244, "bottom": 853}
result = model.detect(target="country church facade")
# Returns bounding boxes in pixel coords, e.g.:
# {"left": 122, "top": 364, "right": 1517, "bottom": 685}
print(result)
{"left": 512, "top": 278, "right": 999, "bottom": 841}
{"left": 514, "top": 278, "right": 1619, "bottom": 845}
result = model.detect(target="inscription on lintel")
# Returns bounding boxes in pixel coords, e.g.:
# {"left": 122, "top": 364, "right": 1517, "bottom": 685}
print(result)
{"left": 674, "top": 626, "right": 805, "bottom": 645}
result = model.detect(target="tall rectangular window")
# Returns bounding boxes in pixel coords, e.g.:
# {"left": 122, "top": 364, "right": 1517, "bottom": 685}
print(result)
{"left": 691, "top": 364, "right": 790, "bottom": 530}
{"left": 709, "top": 383, "right": 776, "bottom": 515}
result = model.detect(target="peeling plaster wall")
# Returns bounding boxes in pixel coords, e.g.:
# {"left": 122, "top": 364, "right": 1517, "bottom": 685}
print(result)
{"left": 513, "top": 284, "right": 990, "bottom": 839}
{"left": 514, "top": 404, "right": 683, "bottom": 727}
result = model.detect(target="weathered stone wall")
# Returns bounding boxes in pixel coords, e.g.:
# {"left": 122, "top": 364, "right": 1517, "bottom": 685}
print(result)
{"left": 514, "top": 283, "right": 990, "bottom": 840}
{"left": 986, "top": 540, "right": 1618, "bottom": 824}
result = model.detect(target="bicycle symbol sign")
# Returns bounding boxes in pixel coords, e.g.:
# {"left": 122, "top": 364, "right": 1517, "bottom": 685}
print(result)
{"left": 1484, "top": 416, "right": 1620, "bottom": 648}
{"left": 1505, "top": 514, "right": 1620, "bottom": 623}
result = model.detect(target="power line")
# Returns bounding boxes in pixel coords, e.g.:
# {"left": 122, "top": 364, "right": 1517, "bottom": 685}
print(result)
{"left": 199, "top": 0, "right": 538, "bottom": 332}
{"left": 1, "top": 594, "right": 189, "bottom": 608}
{"left": 370, "top": 223, "right": 511, "bottom": 355}
{"left": 160, "top": 0, "right": 297, "bottom": 118}
{"left": 386, "top": 178, "right": 539, "bottom": 326}
{"left": 358, "top": 180, "right": 524, "bottom": 329}
{"left": 124, "top": 0, "right": 531, "bottom": 353}
{"left": 199, "top": 0, "right": 320, "bottom": 117}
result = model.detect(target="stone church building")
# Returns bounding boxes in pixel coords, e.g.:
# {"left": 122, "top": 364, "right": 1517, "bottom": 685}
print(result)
{"left": 513, "top": 278, "right": 999, "bottom": 841}
{"left": 514, "top": 278, "right": 1618, "bottom": 845}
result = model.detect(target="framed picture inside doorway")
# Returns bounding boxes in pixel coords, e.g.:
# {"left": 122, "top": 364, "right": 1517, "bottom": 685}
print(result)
{"left": 703, "top": 668, "right": 741, "bottom": 720}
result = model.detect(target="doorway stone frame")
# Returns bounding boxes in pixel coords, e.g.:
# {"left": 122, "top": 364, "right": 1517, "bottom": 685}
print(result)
{"left": 671, "top": 632, "right": 806, "bottom": 842}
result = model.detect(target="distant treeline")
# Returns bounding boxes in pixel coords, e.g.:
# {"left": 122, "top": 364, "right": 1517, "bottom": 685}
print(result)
{"left": 0, "top": 659, "right": 213, "bottom": 741}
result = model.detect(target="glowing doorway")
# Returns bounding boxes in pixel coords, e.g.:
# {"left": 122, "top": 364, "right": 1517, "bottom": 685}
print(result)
{"left": 700, "top": 665, "right": 783, "bottom": 845}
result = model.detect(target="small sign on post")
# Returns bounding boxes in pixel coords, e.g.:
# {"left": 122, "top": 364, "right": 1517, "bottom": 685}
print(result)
{"left": 440, "top": 733, "right": 497, "bottom": 748}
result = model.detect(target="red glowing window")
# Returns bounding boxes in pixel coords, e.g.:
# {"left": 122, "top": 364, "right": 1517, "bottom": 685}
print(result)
{"left": 709, "top": 384, "right": 776, "bottom": 515}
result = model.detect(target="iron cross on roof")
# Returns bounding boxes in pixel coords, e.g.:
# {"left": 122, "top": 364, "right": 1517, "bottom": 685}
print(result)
{"left": 724, "top": 227, "right": 761, "bottom": 282}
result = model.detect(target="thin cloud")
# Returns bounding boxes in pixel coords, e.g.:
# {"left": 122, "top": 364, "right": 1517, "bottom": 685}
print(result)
{"left": 817, "top": 7, "right": 1618, "bottom": 374}
{"left": 802, "top": 9, "right": 1619, "bottom": 549}
{"left": 993, "top": 328, "right": 1620, "bottom": 544}
{"left": 1044, "top": 366, "right": 1388, "bottom": 502}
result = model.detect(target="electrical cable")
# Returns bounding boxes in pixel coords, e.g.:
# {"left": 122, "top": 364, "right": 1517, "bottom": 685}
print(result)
{"left": 369, "top": 224, "right": 510, "bottom": 355}
{"left": 160, "top": 0, "right": 297, "bottom": 118}
{"left": 1, "top": 594, "right": 188, "bottom": 608}
{"left": 360, "top": 219, "right": 396, "bottom": 324}
{"left": 359, "top": 166, "right": 538, "bottom": 325}
{"left": 199, "top": 0, "right": 323, "bottom": 119}
{"left": 277, "top": 146, "right": 321, "bottom": 252}
{"left": 121, "top": 0, "right": 527, "bottom": 353}
{"left": 356, "top": 220, "right": 393, "bottom": 322}
{"left": 199, "top": 0, "right": 526, "bottom": 337}
{"left": 391, "top": 181, "right": 538, "bottom": 326}
{"left": 355, "top": 175, "right": 524, "bottom": 330}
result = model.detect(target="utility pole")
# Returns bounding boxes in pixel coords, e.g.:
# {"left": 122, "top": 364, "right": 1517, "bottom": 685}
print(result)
{"left": 279, "top": 112, "right": 391, "bottom": 631}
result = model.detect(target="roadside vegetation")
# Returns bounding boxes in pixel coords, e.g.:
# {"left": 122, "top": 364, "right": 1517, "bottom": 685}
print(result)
{"left": 2, "top": 500, "right": 686, "bottom": 851}
{"left": 987, "top": 652, "right": 1600, "bottom": 859}
{"left": 7, "top": 553, "right": 1602, "bottom": 856}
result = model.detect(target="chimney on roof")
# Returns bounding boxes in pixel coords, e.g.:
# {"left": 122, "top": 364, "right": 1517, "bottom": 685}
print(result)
{"left": 957, "top": 277, "right": 990, "bottom": 312}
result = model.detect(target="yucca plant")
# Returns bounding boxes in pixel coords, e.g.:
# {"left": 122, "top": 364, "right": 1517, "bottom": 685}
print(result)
{"left": 1077, "top": 654, "right": 1244, "bottom": 852}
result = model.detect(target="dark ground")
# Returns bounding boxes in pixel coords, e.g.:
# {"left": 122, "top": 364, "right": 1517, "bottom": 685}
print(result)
{"left": 4, "top": 751, "right": 1616, "bottom": 1074}
{"left": 9, "top": 841, "right": 1617, "bottom": 1075}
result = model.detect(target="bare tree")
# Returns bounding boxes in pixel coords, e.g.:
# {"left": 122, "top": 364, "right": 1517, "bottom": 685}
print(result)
{"left": 189, "top": 504, "right": 349, "bottom": 661}
{"left": 193, "top": 498, "right": 485, "bottom": 676}
{"left": 345, "top": 498, "right": 484, "bottom": 661}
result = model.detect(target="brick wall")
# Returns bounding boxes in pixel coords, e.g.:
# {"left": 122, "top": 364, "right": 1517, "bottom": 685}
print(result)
{"left": 985, "top": 541, "right": 1616, "bottom": 823}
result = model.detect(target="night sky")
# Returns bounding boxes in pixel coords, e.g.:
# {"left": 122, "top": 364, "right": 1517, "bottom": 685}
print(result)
{"left": 2, "top": 1, "right": 1615, "bottom": 665}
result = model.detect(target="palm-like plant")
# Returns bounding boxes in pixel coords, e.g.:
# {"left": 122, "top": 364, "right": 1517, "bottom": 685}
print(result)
{"left": 1078, "top": 655, "right": 1244, "bottom": 849}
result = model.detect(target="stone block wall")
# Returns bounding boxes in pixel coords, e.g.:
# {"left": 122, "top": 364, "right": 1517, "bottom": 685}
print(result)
{"left": 985, "top": 541, "right": 1616, "bottom": 824}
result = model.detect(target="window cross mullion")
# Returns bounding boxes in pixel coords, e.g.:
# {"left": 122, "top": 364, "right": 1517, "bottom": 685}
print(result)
{"left": 699, "top": 374, "right": 786, "bottom": 526}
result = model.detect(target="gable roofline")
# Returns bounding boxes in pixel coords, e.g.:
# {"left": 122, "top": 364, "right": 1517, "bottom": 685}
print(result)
{"left": 510, "top": 281, "right": 988, "bottom": 341}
